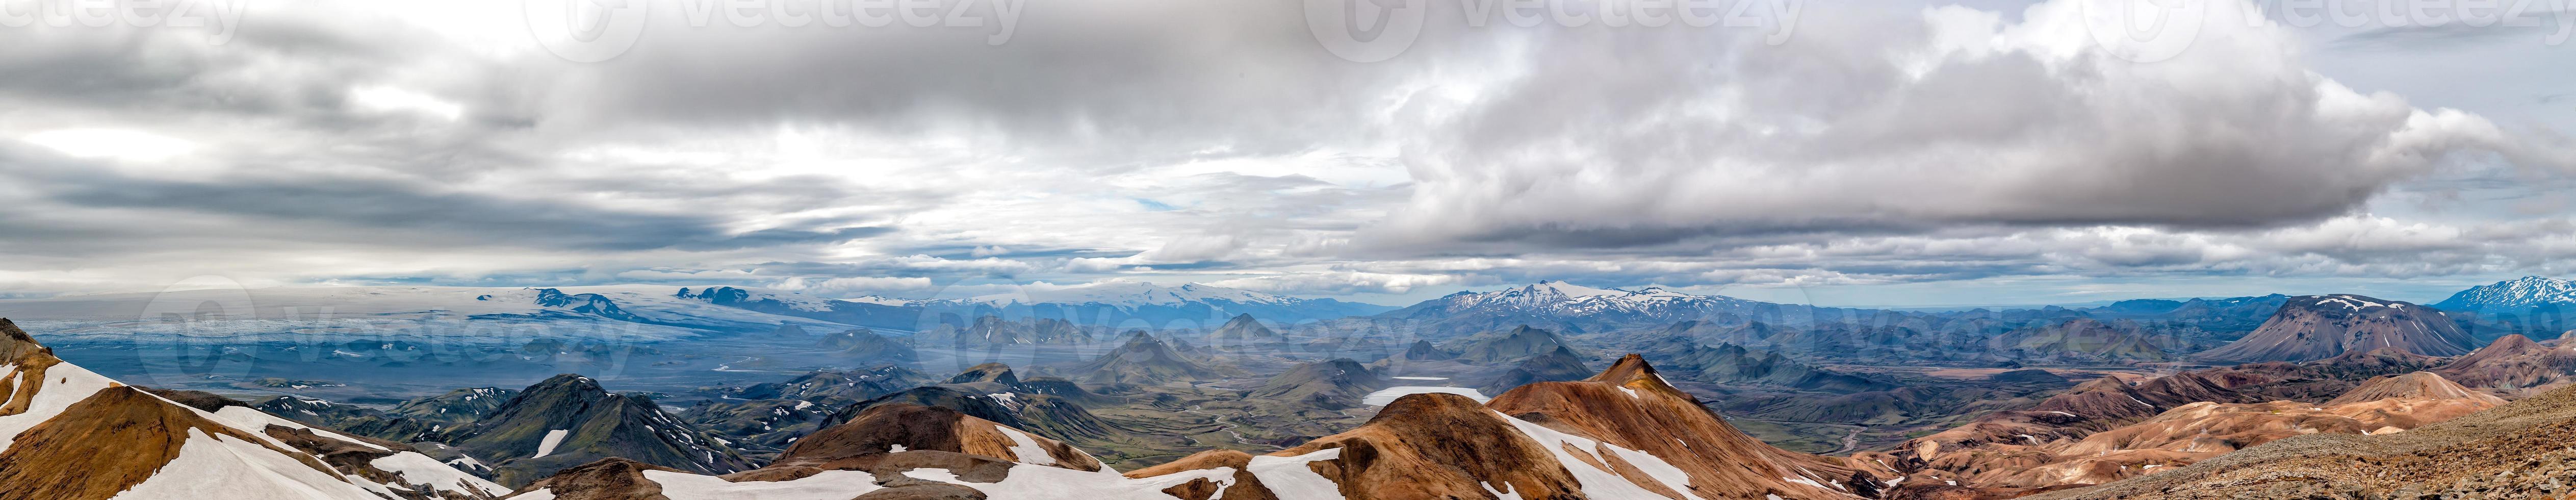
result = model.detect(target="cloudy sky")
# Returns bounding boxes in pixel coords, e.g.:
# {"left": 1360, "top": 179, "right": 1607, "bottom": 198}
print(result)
{"left": 0, "top": 0, "right": 2570, "bottom": 307}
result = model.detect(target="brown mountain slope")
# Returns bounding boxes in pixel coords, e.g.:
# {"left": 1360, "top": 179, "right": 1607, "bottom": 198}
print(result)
{"left": 0, "top": 318, "right": 504, "bottom": 500}
{"left": 1890, "top": 371, "right": 2504, "bottom": 491}
{"left": 2197, "top": 294, "right": 2474, "bottom": 363}
{"left": 0, "top": 386, "right": 340, "bottom": 500}
{"left": 2030, "top": 378, "right": 2576, "bottom": 499}
{"left": 2436, "top": 334, "right": 2576, "bottom": 394}
{"left": 2323, "top": 371, "right": 2506, "bottom": 406}
{"left": 1857, "top": 354, "right": 2515, "bottom": 493}
{"left": 1486, "top": 354, "right": 1883, "bottom": 499}
{"left": 1128, "top": 354, "right": 1877, "bottom": 499}
{"left": 765, "top": 402, "right": 1107, "bottom": 473}
{"left": 1867, "top": 368, "right": 2259, "bottom": 472}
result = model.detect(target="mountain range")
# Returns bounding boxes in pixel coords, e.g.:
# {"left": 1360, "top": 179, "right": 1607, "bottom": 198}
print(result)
{"left": 869, "top": 281, "right": 1396, "bottom": 327}
{"left": 1375, "top": 281, "right": 1835, "bottom": 336}
{"left": 2433, "top": 276, "right": 2576, "bottom": 312}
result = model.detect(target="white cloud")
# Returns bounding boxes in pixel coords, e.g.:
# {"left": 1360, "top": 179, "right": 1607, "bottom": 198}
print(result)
{"left": 1366, "top": 0, "right": 2569, "bottom": 249}
{"left": 22, "top": 129, "right": 196, "bottom": 162}
{"left": 1208, "top": 271, "right": 1464, "bottom": 295}
{"left": 768, "top": 276, "right": 938, "bottom": 297}
{"left": 348, "top": 86, "right": 466, "bottom": 121}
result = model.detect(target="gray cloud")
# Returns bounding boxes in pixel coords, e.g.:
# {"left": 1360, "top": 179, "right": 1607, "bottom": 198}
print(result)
{"left": 0, "top": 0, "right": 2569, "bottom": 304}
{"left": 1364, "top": 1, "right": 2568, "bottom": 253}
{"left": 2331, "top": 16, "right": 2571, "bottom": 52}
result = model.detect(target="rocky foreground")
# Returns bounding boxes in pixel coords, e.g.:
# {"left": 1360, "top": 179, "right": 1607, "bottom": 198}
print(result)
{"left": 2031, "top": 377, "right": 2576, "bottom": 499}
{"left": 506, "top": 354, "right": 1887, "bottom": 499}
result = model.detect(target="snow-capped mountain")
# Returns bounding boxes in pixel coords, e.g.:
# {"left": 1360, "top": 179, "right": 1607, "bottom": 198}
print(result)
{"left": 0, "top": 285, "right": 919, "bottom": 341}
{"left": 871, "top": 281, "right": 1393, "bottom": 327}
{"left": 1376, "top": 281, "right": 1840, "bottom": 336}
{"left": 2433, "top": 276, "right": 2576, "bottom": 313}
{"left": 1388, "top": 281, "right": 1767, "bottom": 318}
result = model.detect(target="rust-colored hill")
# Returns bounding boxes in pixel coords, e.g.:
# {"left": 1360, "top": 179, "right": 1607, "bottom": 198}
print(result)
{"left": 2030, "top": 376, "right": 2576, "bottom": 499}
{"left": 1486, "top": 354, "right": 1882, "bottom": 498}
{"left": 2435, "top": 334, "right": 2576, "bottom": 395}
{"left": 1117, "top": 354, "right": 1884, "bottom": 499}
{"left": 2323, "top": 371, "right": 2505, "bottom": 406}
{"left": 0, "top": 318, "right": 505, "bottom": 500}
{"left": 1864, "top": 369, "right": 2503, "bottom": 494}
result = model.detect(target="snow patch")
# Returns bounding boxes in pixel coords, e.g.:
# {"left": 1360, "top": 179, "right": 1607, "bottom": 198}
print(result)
{"left": 904, "top": 468, "right": 968, "bottom": 484}
{"left": 109, "top": 429, "right": 384, "bottom": 500}
{"left": 0, "top": 361, "right": 120, "bottom": 451}
{"left": 1248, "top": 447, "right": 1347, "bottom": 500}
{"left": 370, "top": 452, "right": 506, "bottom": 497}
{"left": 995, "top": 426, "right": 1057, "bottom": 465}
{"left": 530, "top": 429, "right": 570, "bottom": 459}
{"left": 1496, "top": 410, "right": 1706, "bottom": 500}
{"left": 646, "top": 469, "right": 881, "bottom": 499}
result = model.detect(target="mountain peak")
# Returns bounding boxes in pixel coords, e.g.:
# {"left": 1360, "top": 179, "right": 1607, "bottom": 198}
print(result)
{"left": 1205, "top": 313, "right": 1284, "bottom": 347}
{"left": 0, "top": 317, "right": 49, "bottom": 362}
{"left": 1072, "top": 331, "right": 1227, "bottom": 384}
{"left": 2490, "top": 334, "right": 2541, "bottom": 351}
{"left": 1588, "top": 354, "right": 1657, "bottom": 384}
{"left": 526, "top": 373, "right": 606, "bottom": 394}
{"left": 950, "top": 363, "right": 1019, "bottom": 385}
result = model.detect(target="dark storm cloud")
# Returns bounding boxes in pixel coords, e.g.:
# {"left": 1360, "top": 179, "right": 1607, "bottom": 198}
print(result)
{"left": 0, "top": 141, "right": 892, "bottom": 256}
{"left": 44, "top": 174, "right": 886, "bottom": 252}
